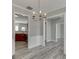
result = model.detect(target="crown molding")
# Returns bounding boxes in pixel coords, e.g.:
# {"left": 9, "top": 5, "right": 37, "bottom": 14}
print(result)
{"left": 12, "top": 3, "right": 32, "bottom": 13}
{"left": 13, "top": 3, "right": 66, "bottom": 18}
{"left": 47, "top": 7, "right": 66, "bottom": 14}
{"left": 47, "top": 7, "right": 65, "bottom": 18}
{"left": 47, "top": 12, "right": 65, "bottom": 19}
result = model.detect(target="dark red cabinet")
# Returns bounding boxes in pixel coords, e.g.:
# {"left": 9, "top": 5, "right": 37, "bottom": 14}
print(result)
{"left": 15, "top": 34, "right": 28, "bottom": 41}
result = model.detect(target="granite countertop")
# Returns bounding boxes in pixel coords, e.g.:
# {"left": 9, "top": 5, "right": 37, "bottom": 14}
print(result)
{"left": 15, "top": 31, "right": 28, "bottom": 34}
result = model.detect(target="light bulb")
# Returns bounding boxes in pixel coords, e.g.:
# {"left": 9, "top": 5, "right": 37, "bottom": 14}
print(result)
{"left": 33, "top": 11, "right": 35, "bottom": 15}
{"left": 39, "top": 10, "right": 42, "bottom": 14}
{"left": 44, "top": 13, "right": 47, "bottom": 16}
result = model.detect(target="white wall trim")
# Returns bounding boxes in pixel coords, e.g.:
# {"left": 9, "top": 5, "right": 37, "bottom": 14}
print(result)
{"left": 12, "top": 7, "right": 15, "bottom": 55}
{"left": 50, "top": 40, "right": 57, "bottom": 42}
{"left": 46, "top": 40, "right": 56, "bottom": 42}
{"left": 47, "top": 7, "right": 66, "bottom": 14}
{"left": 15, "top": 21, "right": 28, "bottom": 24}
{"left": 64, "top": 13, "right": 66, "bottom": 54}
{"left": 47, "top": 12, "right": 65, "bottom": 19}
{"left": 13, "top": 3, "right": 32, "bottom": 13}
{"left": 46, "top": 39, "right": 52, "bottom": 42}
{"left": 56, "top": 24, "right": 58, "bottom": 42}
{"left": 14, "top": 11, "right": 30, "bottom": 17}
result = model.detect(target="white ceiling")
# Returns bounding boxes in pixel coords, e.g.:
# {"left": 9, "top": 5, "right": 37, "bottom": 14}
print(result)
{"left": 13, "top": 0, "right": 66, "bottom": 13}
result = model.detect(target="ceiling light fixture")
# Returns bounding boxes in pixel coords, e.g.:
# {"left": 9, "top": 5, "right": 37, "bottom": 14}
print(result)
{"left": 32, "top": 0, "right": 47, "bottom": 21}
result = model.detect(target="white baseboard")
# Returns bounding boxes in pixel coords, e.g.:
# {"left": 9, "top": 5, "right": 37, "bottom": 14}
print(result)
{"left": 46, "top": 39, "right": 57, "bottom": 43}
{"left": 46, "top": 40, "right": 52, "bottom": 42}
{"left": 51, "top": 40, "right": 57, "bottom": 42}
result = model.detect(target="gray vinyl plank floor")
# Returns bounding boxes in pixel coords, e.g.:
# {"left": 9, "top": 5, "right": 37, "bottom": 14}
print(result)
{"left": 15, "top": 39, "right": 66, "bottom": 59}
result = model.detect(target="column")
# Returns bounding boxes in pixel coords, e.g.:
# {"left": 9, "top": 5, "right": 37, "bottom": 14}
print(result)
{"left": 42, "top": 18, "right": 46, "bottom": 46}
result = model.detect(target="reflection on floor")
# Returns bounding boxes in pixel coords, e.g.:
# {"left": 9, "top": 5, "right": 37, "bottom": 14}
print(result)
{"left": 15, "top": 39, "right": 66, "bottom": 59}
{"left": 15, "top": 41, "right": 28, "bottom": 51}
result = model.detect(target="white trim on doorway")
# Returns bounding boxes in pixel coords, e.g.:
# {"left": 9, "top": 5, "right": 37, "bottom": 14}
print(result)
{"left": 14, "top": 11, "right": 30, "bottom": 48}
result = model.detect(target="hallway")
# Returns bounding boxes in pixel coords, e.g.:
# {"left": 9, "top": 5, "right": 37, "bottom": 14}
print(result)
{"left": 15, "top": 38, "right": 65, "bottom": 59}
{"left": 15, "top": 41, "right": 28, "bottom": 50}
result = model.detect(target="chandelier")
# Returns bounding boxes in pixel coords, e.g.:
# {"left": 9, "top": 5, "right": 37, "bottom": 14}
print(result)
{"left": 32, "top": 0, "right": 47, "bottom": 21}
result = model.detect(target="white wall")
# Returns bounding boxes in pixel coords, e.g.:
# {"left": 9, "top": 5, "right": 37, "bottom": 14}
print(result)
{"left": 60, "top": 24, "right": 64, "bottom": 38}
{"left": 46, "top": 19, "right": 56, "bottom": 42}
{"left": 12, "top": 6, "right": 15, "bottom": 55}
{"left": 28, "top": 19, "right": 43, "bottom": 48}
{"left": 56, "top": 23, "right": 64, "bottom": 39}
{"left": 46, "top": 21, "right": 51, "bottom": 42}
{"left": 64, "top": 14, "right": 66, "bottom": 54}
{"left": 56, "top": 17, "right": 64, "bottom": 40}
{"left": 51, "top": 21, "right": 56, "bottom": 41}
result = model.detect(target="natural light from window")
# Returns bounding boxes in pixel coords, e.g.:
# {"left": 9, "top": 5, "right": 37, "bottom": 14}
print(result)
{"left": 15, "top": 25, "right": 19, "bottom": 31}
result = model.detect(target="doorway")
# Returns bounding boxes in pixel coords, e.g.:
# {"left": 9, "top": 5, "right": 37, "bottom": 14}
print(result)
{"left": 14, "top": 13, "right": 29, "bottom": 50}
{"left": 46, "top": 15, "right": 64, "bottom": 43}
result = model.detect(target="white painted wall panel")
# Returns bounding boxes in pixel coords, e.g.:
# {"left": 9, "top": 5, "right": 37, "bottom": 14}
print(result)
{"left": 12, "top": 7, "right": 15, "bottom": 55}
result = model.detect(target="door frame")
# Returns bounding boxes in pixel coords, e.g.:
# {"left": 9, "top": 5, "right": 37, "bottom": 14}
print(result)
{"left": 14, "top": 11, "right": 30, "bottom": 48}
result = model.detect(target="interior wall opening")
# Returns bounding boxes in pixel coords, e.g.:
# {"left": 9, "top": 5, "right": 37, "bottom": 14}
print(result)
{"left": 46, "top": 15, "right": 64, "bottom": 43}
{"left": 14, "top": 13, "right": 29, "bottom": 50}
